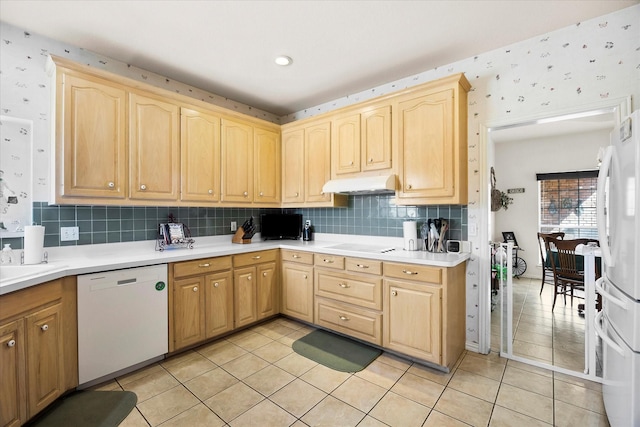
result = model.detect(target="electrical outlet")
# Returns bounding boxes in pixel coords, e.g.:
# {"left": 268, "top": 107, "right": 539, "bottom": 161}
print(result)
{"left": 230, "top": 221, "right": 237, "bottom": 232}
{"left": 61, "top": 226, "right": 79, "bottom": 241}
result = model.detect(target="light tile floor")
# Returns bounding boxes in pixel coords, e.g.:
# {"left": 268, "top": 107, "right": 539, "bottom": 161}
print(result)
{"left": 91, "top": 316, "right": 610, "bottom": 426}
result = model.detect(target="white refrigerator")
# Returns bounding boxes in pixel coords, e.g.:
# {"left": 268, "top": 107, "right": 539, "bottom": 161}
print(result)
{"left": 596, "top": 109, "right": 640, "bottom": 427}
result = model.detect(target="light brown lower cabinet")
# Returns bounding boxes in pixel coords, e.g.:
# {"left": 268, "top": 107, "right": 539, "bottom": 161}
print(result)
{"left": 169, "top": 256, "right": 233, "bottom": 352}
{"left": 0, "top": 278, "right": 77, "bottom": 427}
{"left": 233, "top": 250, "right": 279, "bottom": 328}
{"left": 280, "top": 250, "right": 314, "bottom": 323}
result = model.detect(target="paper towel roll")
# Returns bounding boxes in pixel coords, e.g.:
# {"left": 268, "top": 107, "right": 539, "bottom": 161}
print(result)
{"left": 403, "top": 221, "right": 418, "bottom": 251}
{"left": 24, "top": 225, "right": 45, "bottom": 264}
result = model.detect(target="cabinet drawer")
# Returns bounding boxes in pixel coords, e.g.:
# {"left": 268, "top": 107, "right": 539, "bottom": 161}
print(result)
{"left": 315, "top": 271, "right": 382, "bottom": 310}
{"left": 281, "top": 249, "right": 314, "bottom": 265}
{"left": 345, "top": 258, "right": 382, "bottom": 275}
{"left": 314, "top": 254, "right": 345, "bottom": 269}
{"left": 384, "top": 262, "right": 442, "bottom": 284}
{"left": 234, "top": 250, "right": 277, "bottom": 267}
{"left": 315, "top": 298, "right": 382, "bottom": 345}
{"left": 173, "top": 256, "right": 232, "bottom": 278}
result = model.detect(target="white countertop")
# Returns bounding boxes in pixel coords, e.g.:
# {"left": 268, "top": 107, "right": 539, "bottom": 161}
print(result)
{"left": 0, "top": 233, "right": 470, "bottom": 295}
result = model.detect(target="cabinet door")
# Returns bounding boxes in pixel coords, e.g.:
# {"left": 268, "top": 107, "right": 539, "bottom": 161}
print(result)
{"left": 383, "top": 279, "right": 441, "bottom": 364}
{"left": 0, "top": 320, "right": 25, "bottom": 427}
{"left": 305, "top": 122, "right": 331, "bottom": 203}
{"left": 397, "top": 90, "right": 454, "bottom": 200}
{"left": 173, "top": 276, "right": 205, "bottom": 350}
{"left": 221, "top": 118, "right": 253, "bottom": 203}
{"left": 281, "top": 263, "right": 314, "bottom": 323}
{"left": 254, "top": 127, "right": 281, "bottom": 204}
{"left": 282, "top": 128, "right": 304, "bottom": 204}
{"left": 361, "top": 105, "right": 392, "bottom": 172}
{"left": 234, "top": 266, "right": 257, "bottom": 328}
{"left": 180, "top": 108, "right": 220, "bottom": 203}
{"left": 205, "top": 271, "right": 234, "bottom": 338}
{"left": 332, "top": 113, "right": 360, "bottom": 176}
{"left": 25, "top": 304, "right": 64, "bottom": 418}
{"left": 129, "top": 92, "right": 180, "bottom": 200}
{"left": 257, "top": 262, "right": 278, "bottom": 320}
{"left": 60, "top": 73, "right": 126, "bottom": 199}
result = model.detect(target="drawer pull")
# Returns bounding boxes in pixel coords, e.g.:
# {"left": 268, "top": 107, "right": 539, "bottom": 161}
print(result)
{"left": 356, "top": 264, "right": 369, "bottom": 269}
{"left": 402, "top": 269, "right": 418, "bottom": 275}
{"left": 140, "top": 184, "right": 147, "bottom": 190}
{"left": 243, "top": 191, "right": 249, "bottom": 197}
{"left": 41, "top": 324, "right": 49, "bottom": 331}
{"left": 252, "top": 255, "right": 261, "bottom": 260}
{"left": 208, "top": 189, "right": 214, "bottom": 195}
{"left": 198, "top": 263, "right": 211, "bottom": 268}
{"left": 107, "top": 181, "right": 115, "bottom": 188}
{"left": 7, "top": 339, "right": 16, "bottom": 347}
{"left": 339, "top": 315, "right": 350, "bottom": 321}
{"left": 292, "top": 254, "right": 301, "bottom": 259}
{"left": 323, "top": 259, "right": 334, "bottom": 264}
{"left": 338, "top": 283, "right": 350, "bottom": 289}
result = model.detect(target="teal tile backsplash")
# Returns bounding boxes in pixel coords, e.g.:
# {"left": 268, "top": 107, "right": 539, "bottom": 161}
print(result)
{"left": 1, "top": 196, "right": 466, "bottom": 249}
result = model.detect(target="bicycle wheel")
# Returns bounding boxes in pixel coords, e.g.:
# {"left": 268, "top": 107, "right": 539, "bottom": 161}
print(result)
{"left": 513, "top": 257, "right": 527, "bottom": 277}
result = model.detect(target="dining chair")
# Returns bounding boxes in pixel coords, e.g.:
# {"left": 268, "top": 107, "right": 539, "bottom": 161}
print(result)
{"left": 549, "top": 238, "right": 594, "bottom": 310}
{"left": 537, "top": 232, "right": 565, "bottom": 294}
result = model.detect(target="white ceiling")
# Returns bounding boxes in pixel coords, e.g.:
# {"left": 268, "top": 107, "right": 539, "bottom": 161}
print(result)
{"left": 1, "top": 1, "right": 637, "bottom": 116}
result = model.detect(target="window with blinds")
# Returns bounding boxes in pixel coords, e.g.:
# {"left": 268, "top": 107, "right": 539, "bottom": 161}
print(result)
{"left": 537, "top": 170, "right": 599, "bottom": 239}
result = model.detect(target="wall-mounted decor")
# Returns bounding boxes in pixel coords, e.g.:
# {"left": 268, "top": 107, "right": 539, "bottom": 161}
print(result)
{"left": 0, "top": 116, "right": 33, "bottom": 237}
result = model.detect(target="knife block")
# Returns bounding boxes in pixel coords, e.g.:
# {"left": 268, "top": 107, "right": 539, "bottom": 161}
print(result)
{"left": 232, "top": 227, "right": 252, "bottom": 244}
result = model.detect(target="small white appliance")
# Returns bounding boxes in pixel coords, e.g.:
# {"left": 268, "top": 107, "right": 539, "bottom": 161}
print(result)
{"left": 596, "top": 110, "right": 640, "bottom": 427}
{"left": 77, "top": 264, "right": 168, "bottom": 386}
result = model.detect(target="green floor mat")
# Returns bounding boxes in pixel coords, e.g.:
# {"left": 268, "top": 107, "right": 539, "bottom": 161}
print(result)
{"left": 29, "top": 390, "right": 137, "bottom": 427}
{"left": 292, "top": 329, "right": 382, "bottom": 372}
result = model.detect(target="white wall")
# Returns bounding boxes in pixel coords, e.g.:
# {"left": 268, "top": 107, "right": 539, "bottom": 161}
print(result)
{"left": 493, "top": 129, "right": 608, "bottom": 279}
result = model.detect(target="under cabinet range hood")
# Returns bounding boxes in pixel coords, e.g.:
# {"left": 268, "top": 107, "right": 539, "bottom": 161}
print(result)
{"left": 321, "top": 175, "right": 396, "bottom": 195}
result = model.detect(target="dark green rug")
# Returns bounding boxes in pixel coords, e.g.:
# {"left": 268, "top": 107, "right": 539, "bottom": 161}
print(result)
{"left": 292, "top": 329, "right": 382, "bottom": 372}
{"left": 29, "top": 391, "right": 137, "bottom": 427}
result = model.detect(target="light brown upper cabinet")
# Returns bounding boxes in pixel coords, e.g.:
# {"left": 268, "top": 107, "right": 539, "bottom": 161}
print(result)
{"left": 129, "top": 92, "right": 180, "bottom": 201}
{"left": 331, "top": 105, "right": 392, "bottom": 178}
{"left": 281, "top": 122, "right": 347, "bottom": 207}
{"left": 54, "top": 70, "right": 127, "bottom": 201}
{"left": 180, "top": 107, "right": 221, "bottom": 203}
{"left": 395, "top": 74, "right": 470, "bottom": 205}
{"left": 254, "top": 127, "right": 281, "bottom": 204}
{"left": 220, "top": 118, "right": 254, "bottom": 203}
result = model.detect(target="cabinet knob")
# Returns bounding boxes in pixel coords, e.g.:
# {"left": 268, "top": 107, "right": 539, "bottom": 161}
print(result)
{"left": 252, "top": 255, "right": 261, "bottom": 260}
{"left": 263, "top": 272, "right": 268, "bottom": 277}
{"left": 402, "top": 269, "right": 418, "bottom": 275}
{"left": 247, "top": 276, "right": 252, "bottom": 280}
{"left": 391, "top": 290, "right": 397, "bottom": 296}
{"left": 140, "top": 184, "right": 147, "bottom": 190}
{"left": 7, "top": 339, "right": 16, "bottom": 348}
{"left": 349, "top": 161, "right": 354, "bottom": 166}
{"left": 193, "top": 286, "right": 198, "bottom": 292}
{"left": 369, "top": 158, "right": 373, "bottom": 163}
{"left": 294, "top": 192, "right": 299, "bottom": 197}
{"left": 303, "top": 275, "right": 308, "bottom": 279}
{"left": 214, "top": 282, "right": 219, "bottom": 288}
{"left": 198, "top": 263, "right": 211, "bottom": 268}
{"left": 339, "top": 315, "right": 350, "bottom": 321}
{"left": 107, "top": 181, "right": 115, "bottom": 188}
{"left": 356, "top": 264, "right": 369, "bottom": 269}
{"left": 208, "top": 189, "right": 214, "bottom": 195}
{"left": 292, "top": 254, "right": 300, "bottom": 259}
{"left": 406, "top": 184, "right": 412, "bottom": 189}
{"left": 41, "top": 324, "right": 49, "bottom": 331}
{"left": 323, "top": 259, "right": 334, "bottom": 264}
{"left": 259, "top": 192, "right": 264, "bottom": 197}
{"left": 320, "top": 191, "right": 325, "bottom": 195}
{"left": 243, "top": 191, "right": 248, "bottom": 197}
{"left": 338, "top": 283, "right": 350, "bottom": 289}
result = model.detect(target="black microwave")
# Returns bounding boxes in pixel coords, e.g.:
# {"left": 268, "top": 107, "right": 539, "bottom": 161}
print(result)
{"left": 260, "top": 213, "right": 302, "bottom": 240}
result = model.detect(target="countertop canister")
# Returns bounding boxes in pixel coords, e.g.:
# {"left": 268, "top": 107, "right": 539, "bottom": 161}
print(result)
{"left": 23, "top": 225, "right": 45, "bottom": 264}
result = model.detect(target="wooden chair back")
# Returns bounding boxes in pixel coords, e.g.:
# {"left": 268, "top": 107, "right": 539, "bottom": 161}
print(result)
{"left": 550, "top": 238, "right": 593, "bottom": 282}
{"left": 538, "top": 232, "right": 565, "bottom": 266}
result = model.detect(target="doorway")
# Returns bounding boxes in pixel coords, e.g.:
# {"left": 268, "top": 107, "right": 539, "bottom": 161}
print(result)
{"left": 480, "top": 97, "right": 631, "bottom": 380}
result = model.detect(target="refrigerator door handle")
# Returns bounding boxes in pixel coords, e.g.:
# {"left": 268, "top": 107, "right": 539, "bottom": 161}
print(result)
{"left": 595, "top": 277, "right": 629, "bottom": 309}
{"left": 597, "top": 145, "right": 614, "bottom": 267}
{"left": 594, "top": 311, "right": 625, "bottom": 356}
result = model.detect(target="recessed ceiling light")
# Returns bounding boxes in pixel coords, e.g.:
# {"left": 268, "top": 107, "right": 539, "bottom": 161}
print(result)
{"left": 275, "top": 56, "right": 293, "bottom": 66}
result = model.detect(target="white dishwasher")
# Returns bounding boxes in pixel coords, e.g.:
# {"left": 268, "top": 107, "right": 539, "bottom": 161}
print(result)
{"left": 77, "top": 264, "right": 168, "bottom": 386}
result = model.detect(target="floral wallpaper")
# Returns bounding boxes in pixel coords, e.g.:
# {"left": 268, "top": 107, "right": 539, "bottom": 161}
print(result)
{"left": 1, "top": 4, "right": 638, "bottom": 348}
